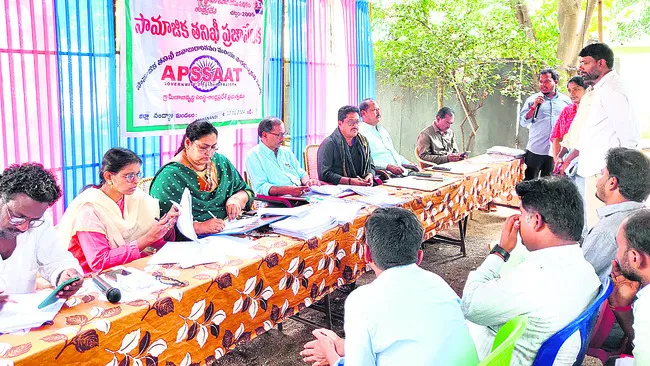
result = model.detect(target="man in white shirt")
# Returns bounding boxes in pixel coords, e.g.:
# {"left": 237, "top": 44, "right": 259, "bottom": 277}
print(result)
{"left": 0, "top": 163, "right": 83, "bottom": 309}
{"left": 575, "top": 43, "right": 640, "bottom": 228}
{"left": 358, "top": 99, "right": 417, "bottom": 176}
{"left": 462, "top": 177, "right": 601, "bottom": 365}
{"left": 301, "top": 207, "right": 477, "bottom": 366}
{"left": 608, "top": 209, "right": 650, "bottom": 365}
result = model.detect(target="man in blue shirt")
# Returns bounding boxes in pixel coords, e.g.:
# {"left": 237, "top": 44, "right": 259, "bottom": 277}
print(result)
{"left": 519, "top": 68, "right": 571, "bottom": 180}
{"left": 245, "top": 117, "right": 320, "bottom": 196}
{"left": 301, "top": 207, "right": 476, "bottom": 366}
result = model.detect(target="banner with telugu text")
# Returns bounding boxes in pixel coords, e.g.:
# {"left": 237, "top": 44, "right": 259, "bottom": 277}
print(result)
{"left": 121, "top": 0, "right": 265, "bottom": 136}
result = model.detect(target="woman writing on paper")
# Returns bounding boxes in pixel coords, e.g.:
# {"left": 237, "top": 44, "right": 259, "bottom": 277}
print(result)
{"left": 57, "top": 148, "right": 179, "bottom": 274}
{"left": 149, "top": 121, "right": 253, "bottom": 236}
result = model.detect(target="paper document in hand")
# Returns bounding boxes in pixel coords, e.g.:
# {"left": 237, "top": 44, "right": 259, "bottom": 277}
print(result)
{"left": 173, "top": 188, "right": 198, "bottom": 241}
{"left": 0, "top": 292, "right": 65, "bottom": 333}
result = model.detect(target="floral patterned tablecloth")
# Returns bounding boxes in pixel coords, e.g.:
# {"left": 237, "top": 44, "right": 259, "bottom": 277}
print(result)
{"left": 0, "top": 158, "right": 522, "bottom": 366}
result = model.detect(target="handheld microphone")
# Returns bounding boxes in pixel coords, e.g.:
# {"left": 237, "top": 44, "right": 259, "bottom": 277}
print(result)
{"left": 92, "top": 275, "right": 122, "bottom": 304}
{"left": 533, "top": 103, "right": 541, "bottom": 119}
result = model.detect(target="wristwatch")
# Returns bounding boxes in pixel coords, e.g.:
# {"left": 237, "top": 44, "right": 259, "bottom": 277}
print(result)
{"left": 490, "top": 244, "right": 510, "bottom": 262}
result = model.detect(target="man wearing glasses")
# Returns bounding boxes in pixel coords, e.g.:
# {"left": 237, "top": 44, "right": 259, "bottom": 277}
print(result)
{"left": 0, "top": 163, "right": 83, "bottom": 309}
{"left": 317, "top": 105, "right": 375, "bottom": 186}
{"left": 246, "top": 117, "right": 321, "bottom": 197}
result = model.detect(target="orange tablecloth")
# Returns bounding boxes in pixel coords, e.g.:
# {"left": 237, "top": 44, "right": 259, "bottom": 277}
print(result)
{"left": 0, "top": 158, "right": 523, "bottom": 365}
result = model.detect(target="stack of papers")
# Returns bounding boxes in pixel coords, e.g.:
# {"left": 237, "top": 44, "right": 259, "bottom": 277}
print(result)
{"left": 257, "top": 204, "right": 313, "bottom": 217}
{"left": 439, "top": 162, "right": 490, "bottom": 175}
{"left": 383, "top": 176, "right": 457, "bottom": 192}
{"left": 149, "top": 236, "right": 258, "bottom": 269}
{"left": 0, "top": 292, "right": 65, "bottom": 333}
{"left": 309, "top": 185, "right": 348, "bottom": 196}
{"left": 308, "top": 185, "right": 384, "bottom": 197}
{"left": 486, "top": 146, "right": 526, "bottom": 158}
{"left": 469, "top": 154, "right": 518, "bottom": 164}
{"left": 270, "top": 210, "right": 338, "bottom": 239}
{"left": 356, "top": 194, "right": 408, "bottom": 208}
{"left": 310, "top": 198, "right": 365, "bottom": 224}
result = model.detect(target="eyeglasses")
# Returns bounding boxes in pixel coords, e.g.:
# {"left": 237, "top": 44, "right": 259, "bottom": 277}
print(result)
{"left": 154, "top": 275, "right": 185, "bottom": 287}
{"left": 344, "top": 119, "right": 360, "bottom": 126}
{"left": 266, "top": 132, "right": 285, "bottom": 139}
{"left": 193, "top": 142, "right": 219, "bottom": 155}
{"left": 121, "top": 172, "right": 142, "bottom": 183}
{"left": 4, "top": 204, "right": 44, "bottom": 228}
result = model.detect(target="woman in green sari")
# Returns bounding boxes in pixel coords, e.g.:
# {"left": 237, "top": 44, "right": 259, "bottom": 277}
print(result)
{"left": 150, "top": 121, "right": 253, "bottom": 235}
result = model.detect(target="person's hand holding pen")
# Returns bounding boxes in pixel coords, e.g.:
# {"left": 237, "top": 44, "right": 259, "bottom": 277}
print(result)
{"left": 348, "top": 175, "right": 373, "bottom": 186}
{"left": 194, "top": 211, "right": 226, "bottom": 235}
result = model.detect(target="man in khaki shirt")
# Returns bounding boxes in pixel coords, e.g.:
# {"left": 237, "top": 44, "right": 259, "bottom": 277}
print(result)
{"left": 416, "top": 107, "right": 464, "bottom": 165}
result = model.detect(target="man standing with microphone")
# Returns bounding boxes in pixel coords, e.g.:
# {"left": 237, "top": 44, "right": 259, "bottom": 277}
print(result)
{"left": 519, "top": 68, "right": 571, "bottom": 180}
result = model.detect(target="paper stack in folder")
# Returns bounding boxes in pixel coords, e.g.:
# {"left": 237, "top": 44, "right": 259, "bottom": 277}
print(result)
{"left": 0, "top": 292, "right": 65, "bottom": 334}
{"left": 270, "top": 209, "right": 338, "bottom": 240}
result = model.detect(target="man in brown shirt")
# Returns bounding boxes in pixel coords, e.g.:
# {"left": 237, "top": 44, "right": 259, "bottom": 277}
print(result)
{"left": 416, "top": 107, "right": 464, "bottom": 165}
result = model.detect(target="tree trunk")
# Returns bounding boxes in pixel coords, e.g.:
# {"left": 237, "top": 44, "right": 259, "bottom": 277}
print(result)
{"left": 436, "top": 79, "right": 444, "bottom": 111}
{"left": 557, "top": 0, "right": 582, "bottom": 75}
{"left": 512, "top": 0, "right": 535, "bottom": 40}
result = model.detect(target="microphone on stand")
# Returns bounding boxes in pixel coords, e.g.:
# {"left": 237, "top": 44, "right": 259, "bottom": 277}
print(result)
{"left": 92, "top": 275, "right": 122, "bottom": 304}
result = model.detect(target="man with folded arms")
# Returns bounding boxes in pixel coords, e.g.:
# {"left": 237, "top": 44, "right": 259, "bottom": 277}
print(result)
{"left": 462, "top": 177, "right": 600, "bottom": 365}
{"left": 358, "top": 98, "right": 417, "bottom": 176}
{"left": 317, "top": 105, "right": 375, "bottom": 186}
{"left": 301, "top": 207, "right": 476, "bottom": 365}
{"left": 246, "top": 117, "right": 320, "bottom": 197}
{"left": 582, "top": 147, "right": 650, "bottom": 283}
{"left": 0, "top": 163, "right": 83, "bottom": 310}
{"left": 608, "top": 209, "right": 650, "bottom": 365}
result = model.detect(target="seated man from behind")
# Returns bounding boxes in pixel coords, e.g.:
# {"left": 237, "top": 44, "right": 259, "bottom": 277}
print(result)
{"left": 246, "top": 117, "right": 320, "bottom": 197}
{"left": 462, "top": 177, "right": 600, "bottom": 365}
{"left": 0, "top": 163, "right": 83, "bottom": 307}
{"left": 301, "top": 207, "right": 476, "bottom": 365}
{"left": 582, "top": 147, "right": 650, "bottom": 283}
{"left": 416, "top": 107, "right": 465, "bottom": 165}
{"left": 358, "top": 98, "right": 417, "bottom": 176}
{"left": 608, "top": 209, "right": 650, "bottom": 365}
{"left": 317, "top": 105, "right": 375, "bottom": 186}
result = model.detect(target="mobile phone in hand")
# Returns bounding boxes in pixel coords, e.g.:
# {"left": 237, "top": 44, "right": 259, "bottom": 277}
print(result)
{"left": 38, "top": 276, "right": 80, "bottom": 309}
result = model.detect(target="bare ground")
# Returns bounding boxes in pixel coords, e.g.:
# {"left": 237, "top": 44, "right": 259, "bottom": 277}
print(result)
{"left": 214, "top": 206, "right": 602, "bottom": 366}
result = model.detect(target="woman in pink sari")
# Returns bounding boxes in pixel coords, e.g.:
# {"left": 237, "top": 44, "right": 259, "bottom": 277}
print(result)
{"left": 56, "top": 148, "right": 179, "bottom": 274}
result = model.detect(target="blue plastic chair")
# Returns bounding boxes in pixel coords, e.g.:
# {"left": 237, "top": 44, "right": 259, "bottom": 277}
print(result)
{"left": 531, "top": 278, "right": 613, "bottom": 366}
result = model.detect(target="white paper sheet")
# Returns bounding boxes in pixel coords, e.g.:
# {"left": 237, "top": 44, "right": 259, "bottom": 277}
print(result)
{"left": 0, "top": 292, "right": 65, "bottom": 333}
{"left": 172, "top": 188, "right": 198, "bottom": 241}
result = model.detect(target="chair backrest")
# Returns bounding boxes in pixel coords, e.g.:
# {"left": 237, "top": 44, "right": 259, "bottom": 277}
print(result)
{"left": 478, "top": 315, "right": 528, "bottom": 366}
{"left": 303, "top": 144, "right": 320, "bottom": 180}
{"left": 137, "top": 177, "right": 154, "bottom": 194}
{"left": 243, "top": 171, "right": 252, "bottom": 189}
{"left": 532, "top": 278, "right": 614, "bottom": 366}
{"left": 414, "top": 145, "right": 433, "bottom": 169}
